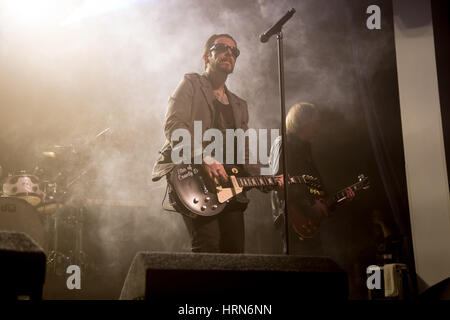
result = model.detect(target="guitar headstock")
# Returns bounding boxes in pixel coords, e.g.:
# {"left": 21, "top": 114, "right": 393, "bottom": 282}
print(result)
{"left": 357, "top": 174, "right": 370, "bottom": 190}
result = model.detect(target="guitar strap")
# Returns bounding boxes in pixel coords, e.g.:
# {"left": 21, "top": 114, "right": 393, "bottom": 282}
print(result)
{"left": 161, "top": 177, "right": 177, "bottom": 213}
{"left": 163, "top": 175, "right": 198, "bottom": 218}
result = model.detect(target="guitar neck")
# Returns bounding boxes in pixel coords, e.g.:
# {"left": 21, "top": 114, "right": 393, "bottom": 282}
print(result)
{"left": 235, "top": 175, "right": 308, "bottom": 188}
{"left": 326, "top": 181, "right": 365, "bottom": 207}
{"left": 236, "top": 176, "right": 277, "bottom": 188}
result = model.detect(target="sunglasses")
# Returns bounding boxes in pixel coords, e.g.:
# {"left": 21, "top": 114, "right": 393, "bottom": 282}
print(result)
{"left": 209, "top": 43, "right": 240, "bottom": 58}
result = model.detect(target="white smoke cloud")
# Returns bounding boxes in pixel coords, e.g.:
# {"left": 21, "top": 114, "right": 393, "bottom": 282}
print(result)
{"left": 0, "top": 0, "right": 396, "bottom": 298}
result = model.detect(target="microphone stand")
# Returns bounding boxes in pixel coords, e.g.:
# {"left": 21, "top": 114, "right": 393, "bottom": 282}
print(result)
{"left": 260, "top": 9, "right": 295, "bottom": 255}
{"left": 277, "top": 31, "right": 291, "bottom": 255}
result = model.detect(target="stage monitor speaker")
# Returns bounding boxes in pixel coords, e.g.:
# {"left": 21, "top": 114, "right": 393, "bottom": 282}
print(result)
{"left": 418, "top": 277, "right": 450, "bottom": 300}
{"left": 0, "top": 231, "right": 46, "bottom": 300}
{"left": 120, "top": 252, "right": 348, "bottom": 301}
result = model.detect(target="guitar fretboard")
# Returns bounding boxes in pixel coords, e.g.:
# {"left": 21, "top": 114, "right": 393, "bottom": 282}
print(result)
{"left": 327, "top": 178, "right": 369, "bottom": 206}
{"left": 236, "top": 176, "right": 277, "bottom": 188}
{"left": 236, "top": 175, "right": 311, "bottom": 188}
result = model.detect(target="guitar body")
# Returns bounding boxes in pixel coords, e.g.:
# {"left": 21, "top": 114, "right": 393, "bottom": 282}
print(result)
{"left": 288, "top": 203, "right": 322, "bottom": 239}
{"left": 289, "top": 174, "right": 370, "bottom": 239}
{"left": 168, "top": 163, "right": 323, "bottom": 218}
{"left": 168, "top": 164, "right": 228, "bottom": 217}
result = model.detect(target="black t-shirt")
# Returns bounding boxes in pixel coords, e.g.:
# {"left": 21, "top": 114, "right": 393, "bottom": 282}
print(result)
{"left": 213, "top": 98, "right": 235, "bottom": 131}
{"left": 212, "top": 98, "right": 249, "bottom": 209}
{"left": 212, "top": 98, "right": 237, "bottom": 164}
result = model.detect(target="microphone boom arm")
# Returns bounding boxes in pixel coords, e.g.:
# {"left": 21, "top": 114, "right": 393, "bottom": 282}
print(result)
{"left": 260, "top": 8, "right": 296, "bottom": 43}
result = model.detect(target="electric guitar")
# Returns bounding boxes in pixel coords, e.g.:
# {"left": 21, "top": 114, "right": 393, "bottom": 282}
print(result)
{"left": 289, "top": 174, "right": 370, "bottom": 239}
{"left": 168, "top": 163, "right": 321, "bottom": 217}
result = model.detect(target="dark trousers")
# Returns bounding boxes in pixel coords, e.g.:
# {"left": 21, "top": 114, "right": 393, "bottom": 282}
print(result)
{"left": 287, "top": 229, "right": 324, "bottom": 256}
{"left": 182, "top": 209, "right": 245, "bottom": 253}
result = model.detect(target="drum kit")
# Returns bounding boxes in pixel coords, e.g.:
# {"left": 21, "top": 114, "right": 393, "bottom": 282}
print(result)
{"left": 0, "top": 128, "right": 111, "bottom": 276}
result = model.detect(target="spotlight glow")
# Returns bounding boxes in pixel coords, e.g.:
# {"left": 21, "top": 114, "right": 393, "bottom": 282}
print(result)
{"left": 62, "top": 0, "right": 146, "bottom": 27}
{"left": 2, "top": 0, "right": 64, "bottom": 26}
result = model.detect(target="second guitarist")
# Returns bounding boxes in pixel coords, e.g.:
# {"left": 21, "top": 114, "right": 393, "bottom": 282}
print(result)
{"left": 269, "top": 102, "right": 355, "bottom": 255}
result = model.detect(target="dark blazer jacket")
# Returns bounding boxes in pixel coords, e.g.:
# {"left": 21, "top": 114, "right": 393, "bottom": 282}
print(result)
{"left": 152, "top": 72, "right": 253, "bottom": 181}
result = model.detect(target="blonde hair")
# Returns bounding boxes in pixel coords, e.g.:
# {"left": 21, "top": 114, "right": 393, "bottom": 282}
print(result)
{"left": 286, "top": 102, "right": 318, "bottom": 135}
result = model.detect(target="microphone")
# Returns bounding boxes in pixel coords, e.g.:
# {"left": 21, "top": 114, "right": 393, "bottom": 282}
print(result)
{"left": 260, "top": 8, "right": 296, "bottom": 43}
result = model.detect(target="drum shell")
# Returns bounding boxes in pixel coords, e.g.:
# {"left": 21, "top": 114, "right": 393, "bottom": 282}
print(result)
{"left": 2, "top": 174, "right": 44, "bottom": 206}
{"left": 0, "top": 197, "right": 45, "bottom": 250}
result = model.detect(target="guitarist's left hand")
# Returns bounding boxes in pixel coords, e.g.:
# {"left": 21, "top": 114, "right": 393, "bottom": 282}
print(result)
{"left": 344, "top": 187, "right": 355, "bottom": 202}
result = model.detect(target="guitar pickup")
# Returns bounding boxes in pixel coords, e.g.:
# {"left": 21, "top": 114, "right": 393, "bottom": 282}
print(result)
{"left": 197, "top": 176, "right": 209, "bottom": 194}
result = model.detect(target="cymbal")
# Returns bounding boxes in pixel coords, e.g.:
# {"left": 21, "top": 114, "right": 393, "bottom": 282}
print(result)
{"left": 36, "top": 203, "right": 63, "bottom": 214}
{"left": 42, "top": 151, "right": 56, "bottom": 158}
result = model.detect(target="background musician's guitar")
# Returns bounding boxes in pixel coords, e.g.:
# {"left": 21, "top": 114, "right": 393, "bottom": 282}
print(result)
{"left": 289, "top": 174, "right": 370, "bottom": 239}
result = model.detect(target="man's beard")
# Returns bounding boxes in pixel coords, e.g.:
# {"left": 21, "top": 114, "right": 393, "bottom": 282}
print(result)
{"left": 215, "top": 58, "right": 234, "bottom": 74}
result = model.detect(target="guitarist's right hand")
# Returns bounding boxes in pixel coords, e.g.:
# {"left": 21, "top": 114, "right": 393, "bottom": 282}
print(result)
{"left": 311, "top": 199, "right": 331, "bottom": 218}
{"left": 203, "top": 156, "right": 229, "bottom": 183}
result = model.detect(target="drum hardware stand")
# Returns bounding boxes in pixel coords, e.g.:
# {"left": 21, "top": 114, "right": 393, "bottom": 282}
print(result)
{"left": 45, "top": 150, "right": 96, "bottom": 277}
{"left": 72, "top": 206, "right": 87, "bottom": 270}
{"left": 41, "top": 128, "right": 111, "bottom": 278}
{"left": 45, "top": 211, "right": 66, "bottom": 276}
{"left": 45, "top": 168, "right": 89, "bottom": 276}
{"left": 45, "top": 205, "right": 87, "bottom": 277}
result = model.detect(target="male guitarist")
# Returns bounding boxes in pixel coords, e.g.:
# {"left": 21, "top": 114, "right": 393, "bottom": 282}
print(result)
{"left": 152, "top": 34, "right": 267, "bottom": 253}
{"left": 269, "top": 102, "right": 355, "bottom": 255}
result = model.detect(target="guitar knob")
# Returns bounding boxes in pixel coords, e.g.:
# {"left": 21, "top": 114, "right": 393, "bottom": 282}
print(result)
{"left": 205, "top": 196, "right": 210, "bottom": 202}
{"left": 193, "top": 198, "right": 199, "bottom": 204}
{"left": 212, "top": 205, "right": 218, "bottom": 210}
{"left": 201, "top": 205, "right": 206, "bottom": 211}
